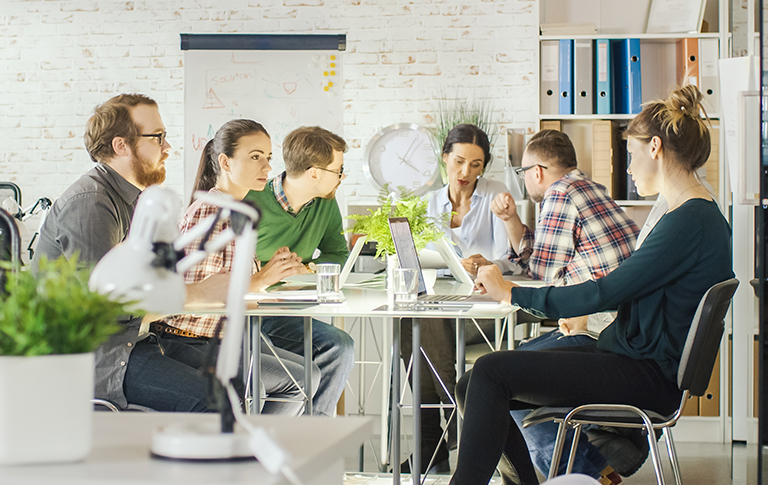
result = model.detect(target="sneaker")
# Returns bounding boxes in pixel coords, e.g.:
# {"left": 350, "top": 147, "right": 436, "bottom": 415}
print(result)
{"left": 599, "top": 465, "right": 623, "bottom": 485}
{"left": 586, "top": 427, "right": 649, "bottom": 477}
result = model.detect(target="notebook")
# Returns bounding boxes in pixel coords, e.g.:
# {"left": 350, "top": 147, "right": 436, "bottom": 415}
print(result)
{"left": 388, "top": 217, "right": 498, "bottom": 307}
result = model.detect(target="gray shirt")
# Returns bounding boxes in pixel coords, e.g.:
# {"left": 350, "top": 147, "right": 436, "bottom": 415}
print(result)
{"left": 32, "top": 163, "right": 145, "bottom": 408}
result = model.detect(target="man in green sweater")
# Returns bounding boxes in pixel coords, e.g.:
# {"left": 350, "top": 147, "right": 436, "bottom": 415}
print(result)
{"left": 244, "top": 126, "right": 354, "bottom": 416}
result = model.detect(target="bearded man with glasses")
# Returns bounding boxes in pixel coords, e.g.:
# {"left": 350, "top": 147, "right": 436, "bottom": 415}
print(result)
{"left": 32, "top": 93, "right": 222, "bottom": 413}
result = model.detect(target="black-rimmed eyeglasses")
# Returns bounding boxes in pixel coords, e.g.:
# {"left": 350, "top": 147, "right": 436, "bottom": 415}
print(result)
{"left": 514, "top": 164, "right": 548, "bottom": 180}
{"left": 140, "top": 131, "right": 167, "bottom": 146}
{"left": 312, "top": 165, "right": 345, "bottom": 179}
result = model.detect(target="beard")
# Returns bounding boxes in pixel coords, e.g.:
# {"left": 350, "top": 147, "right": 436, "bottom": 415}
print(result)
{"left": 131, "top": 151, "right": 167, "bottom": 188}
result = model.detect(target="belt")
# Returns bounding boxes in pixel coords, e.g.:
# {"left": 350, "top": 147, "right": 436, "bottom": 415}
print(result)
{"left": 150, "top": 321, "right": 205, "bottom": 340}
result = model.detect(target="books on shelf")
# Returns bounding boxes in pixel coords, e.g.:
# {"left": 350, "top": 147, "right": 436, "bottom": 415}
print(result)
{"left": 541, "top": 37, "right": 720, "bottom": 117}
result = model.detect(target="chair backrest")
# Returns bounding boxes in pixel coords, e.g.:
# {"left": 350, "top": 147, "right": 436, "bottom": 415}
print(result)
{"left": 0, "top": 208, "right": 22, "bottom": 295}
{"left": 677, "top": 278, "right": 739, "bottom": 395}
{"left": 0, "top": 182, "right": 21, "bottom": 207}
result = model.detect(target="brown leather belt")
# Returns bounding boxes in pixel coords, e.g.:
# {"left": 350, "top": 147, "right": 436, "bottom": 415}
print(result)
{"left": 150, "top": 321, "right": 205, "bottom": 340}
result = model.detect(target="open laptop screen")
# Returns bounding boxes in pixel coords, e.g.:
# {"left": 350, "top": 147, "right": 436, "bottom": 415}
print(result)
{"left": 388, "top": 217, "right": 428, "bottom": 296}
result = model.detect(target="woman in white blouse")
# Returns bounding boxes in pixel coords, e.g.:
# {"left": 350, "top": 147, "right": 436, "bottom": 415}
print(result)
{"left": 399, "top": 124, "right": 510, "bottom": 474}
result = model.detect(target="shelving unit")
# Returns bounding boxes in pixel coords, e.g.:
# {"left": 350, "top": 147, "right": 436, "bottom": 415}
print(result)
{"left": 537, "top": 0, "right": 727, "bottom": 227}
{"left": 535, "top": 0, "right": 732, "bottom": 443}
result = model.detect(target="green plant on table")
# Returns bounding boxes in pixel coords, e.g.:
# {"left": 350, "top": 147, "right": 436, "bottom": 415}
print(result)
{"left": 0, "top": 256, "right": 131, "bottom": 356}
{"left": 345, "top": 186, "right": 450, "bottom": 259}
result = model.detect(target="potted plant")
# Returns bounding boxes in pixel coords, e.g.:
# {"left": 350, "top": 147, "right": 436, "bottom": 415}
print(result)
{"left": 346, "top": 187, "right": 449, "bottom": 294}
{"left": 0, "top": 256, "right": 128, "bottom": 465}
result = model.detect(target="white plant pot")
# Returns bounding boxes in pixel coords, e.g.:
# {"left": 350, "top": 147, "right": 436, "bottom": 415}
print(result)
{"left": 0, "top": 352, "right": 94, "bottom": 465}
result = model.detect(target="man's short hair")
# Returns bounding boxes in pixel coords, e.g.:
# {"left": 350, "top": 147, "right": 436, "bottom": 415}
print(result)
{"left": 84, "top": 93, "right": 157, "bottom": 164}
{"left": 525, "top": 129, "right": 578, "bottom": 170}
{"left": 283, "top": 126, "right": 347, "bottom": 177}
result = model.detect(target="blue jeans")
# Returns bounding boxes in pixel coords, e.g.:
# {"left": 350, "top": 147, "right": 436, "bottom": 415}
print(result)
{"left": 123, "top": 334, "right": 212, "bottom": 412}
{"left": 159, "top": 333, "right": 321, "bottom": 416}
{"left": 511, "top": 331, "right": 607, "bottom": 479}
{"left": 260, "top": 316, "right": 355, "bottom": 416}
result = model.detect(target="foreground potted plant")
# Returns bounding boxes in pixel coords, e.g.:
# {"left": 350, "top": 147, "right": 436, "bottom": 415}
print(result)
{"left": 346, "top": 188, "right": 449, "bottom": 295}
{"left": 0, "top": 256, "right": 128, "bottom": 465}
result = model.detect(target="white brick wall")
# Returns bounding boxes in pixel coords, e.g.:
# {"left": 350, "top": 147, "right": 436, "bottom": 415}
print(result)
{"left": 0, "top": 0, "right": 537, "bottom": 208}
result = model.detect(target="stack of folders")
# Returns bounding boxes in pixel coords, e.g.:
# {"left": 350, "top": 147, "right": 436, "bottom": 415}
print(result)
{"left": 541, "top": 38, "right": 642, "bottom": 116}
{"left": 541, "top": 38, "right": 720, "bottom": 117}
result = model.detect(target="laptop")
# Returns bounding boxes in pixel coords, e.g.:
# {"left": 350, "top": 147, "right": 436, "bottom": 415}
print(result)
{"left": 433, "top": 237, "right": 475, "bottom": 286}
{"left": 253, "top": 237, "right": 371, "bottom": 305}
{"left": 388, "top": 217, "right": 498, "bottom": 307}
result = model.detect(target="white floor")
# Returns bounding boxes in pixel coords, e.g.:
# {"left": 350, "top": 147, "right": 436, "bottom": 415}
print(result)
{"left": 342, "top": 438, "right": 759, "bottom": 484}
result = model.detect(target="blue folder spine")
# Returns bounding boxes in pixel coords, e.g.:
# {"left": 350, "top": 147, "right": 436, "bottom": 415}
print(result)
{"left": 626, "top": 38, "right": 642, "bottom": 114}
{"left": 595, "top": 39, "right": 612, "bottom": 115}
{"left": 611, "top": 39, "right": 642, "bottom": 115}
{"left": 558, "top": 39, "right": 574, "bottom": 115}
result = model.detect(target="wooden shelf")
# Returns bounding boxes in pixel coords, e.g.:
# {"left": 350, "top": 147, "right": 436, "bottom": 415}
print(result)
{"left": 539, "top": 32, "right": 723, "bottom": 41}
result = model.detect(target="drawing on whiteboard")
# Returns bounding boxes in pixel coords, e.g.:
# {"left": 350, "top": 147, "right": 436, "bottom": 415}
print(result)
{"left": 265, "top": 71, "right": 313, "bottom": 104}
{"left": 206, "top": 70, "right": 258, "bottom": 97}
{"left": 202, "top": 88, "right": 225, "bottom": 109}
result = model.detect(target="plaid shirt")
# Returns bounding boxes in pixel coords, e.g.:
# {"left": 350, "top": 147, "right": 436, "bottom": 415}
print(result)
{"left": 511, "top": 169, "right": 639, "bottom": 286}
{"left": 272, "top": 171, "right": 315, "bottom": 216}
{"left": 164, "top": 188, "right": 258, "bottom": 338}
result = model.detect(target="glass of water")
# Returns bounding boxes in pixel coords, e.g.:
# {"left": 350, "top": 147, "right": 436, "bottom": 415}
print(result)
{"left": 392, "top": 267, "right": 418, "bottom": 310}
{"left": 315, "top": 263, "right": 341, "bottom": 302}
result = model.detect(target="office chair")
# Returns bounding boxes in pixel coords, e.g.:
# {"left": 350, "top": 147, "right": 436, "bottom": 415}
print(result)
{"left": 522, "top": 278, "right": 739, "bottom": 485}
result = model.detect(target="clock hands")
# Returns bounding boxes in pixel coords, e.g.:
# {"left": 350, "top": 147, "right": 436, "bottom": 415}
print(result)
{"left": 397, "top": 137, "right": 422, "bottom": 172}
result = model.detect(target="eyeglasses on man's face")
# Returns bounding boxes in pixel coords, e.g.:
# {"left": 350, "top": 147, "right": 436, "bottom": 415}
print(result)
{"left": 514, "top": 164, "right": 548, "bottom": 180}
{"left": 312, "top": 165, "right": 345, "bottom": 179}
{"left": 140, "top": 131, "right": 167, "bottom": 146}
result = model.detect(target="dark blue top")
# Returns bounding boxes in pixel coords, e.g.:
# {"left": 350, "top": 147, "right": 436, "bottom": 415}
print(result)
{"left": 510, "top": 199, "right": 733, "bottom": 382}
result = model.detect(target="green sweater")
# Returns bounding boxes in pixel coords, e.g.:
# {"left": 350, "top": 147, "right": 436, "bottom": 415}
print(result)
{"left": 511, "top": 199, "right": 733, "bottom": 382}
{"left": 244, "top": 187, "right": 349, "bottom": 266}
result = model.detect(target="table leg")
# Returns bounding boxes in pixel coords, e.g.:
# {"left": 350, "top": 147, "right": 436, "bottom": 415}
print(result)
{"left": 509, "top": 311, "right": 517, "bottom": 350}
{"left": 456, "top": 317, "right": 465, "bottom": 442}
{"left": 412, "top": 317, "right": 421, "bottom": 485}
{"left": 243, "top": 317, "right": 252, "bottom": 414}
{"left": 358, "top": 316, "right": 366, "bottom": 472}
{"left": 381, "top": 316, "right": 392, "bottom": 472}
{"left": 304, "top": 316, "right": 313, "bottom": 416}
{"left": 392, "top": 316, "right": 400, "bottom": 483}
{"left": 252, "top": 316, "right": 262, "bottom": 415}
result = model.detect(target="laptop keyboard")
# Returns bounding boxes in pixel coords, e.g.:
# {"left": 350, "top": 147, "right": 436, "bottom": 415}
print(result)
{"left": 418, "top": 294, "right": 470, "bottom": 302}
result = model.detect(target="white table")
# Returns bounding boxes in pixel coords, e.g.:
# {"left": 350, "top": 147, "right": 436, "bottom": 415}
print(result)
{"left": 184, "top": 276, "right": 540, "bottom": 484}
{"left": 0, "top": 412, "right": 372, "bottom": 485}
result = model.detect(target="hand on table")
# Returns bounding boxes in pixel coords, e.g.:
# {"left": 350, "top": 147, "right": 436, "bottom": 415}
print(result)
{"left": 461, "top": 254, "right": 492, "bottom": 276}
{"left": 252, "top": 247, "right": 304, "bottom": 291}
{"left": 491, "top": 193, "right": 519, "bottom": 222}
{"left": 474, "top": 264, "right": 516, "bottom": 304}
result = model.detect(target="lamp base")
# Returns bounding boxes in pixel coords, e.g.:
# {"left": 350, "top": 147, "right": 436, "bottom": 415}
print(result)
{"left": 151, "top": 422, "right": 255, "bottom": 461}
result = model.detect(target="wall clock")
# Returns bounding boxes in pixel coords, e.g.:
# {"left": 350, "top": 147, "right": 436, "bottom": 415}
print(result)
{"left": 363, "top": 123, "right": 441, "bottom": 196}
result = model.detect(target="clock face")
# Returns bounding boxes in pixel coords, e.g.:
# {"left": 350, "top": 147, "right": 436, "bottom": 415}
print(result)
{"left": 364, "top": 124, "right": 440, "bottom": 196}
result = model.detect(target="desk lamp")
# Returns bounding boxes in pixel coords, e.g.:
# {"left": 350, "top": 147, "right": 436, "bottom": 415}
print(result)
{"left": 89, "top": 186, "right": 298, "bottom": 482}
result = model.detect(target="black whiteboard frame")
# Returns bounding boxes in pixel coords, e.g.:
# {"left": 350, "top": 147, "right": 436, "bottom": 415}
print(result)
{"left": 180, "top": 33, "right": 346, "bottom": 51}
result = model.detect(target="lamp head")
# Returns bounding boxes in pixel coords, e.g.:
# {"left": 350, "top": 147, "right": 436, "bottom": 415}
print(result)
{"left": 89, "top": 186, "right": 185, "bottom": 314}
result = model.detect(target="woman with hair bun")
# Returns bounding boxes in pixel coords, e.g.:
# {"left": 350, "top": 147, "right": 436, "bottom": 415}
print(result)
{"left": 450, "top": 85, "right": 733, "bottom": 484}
